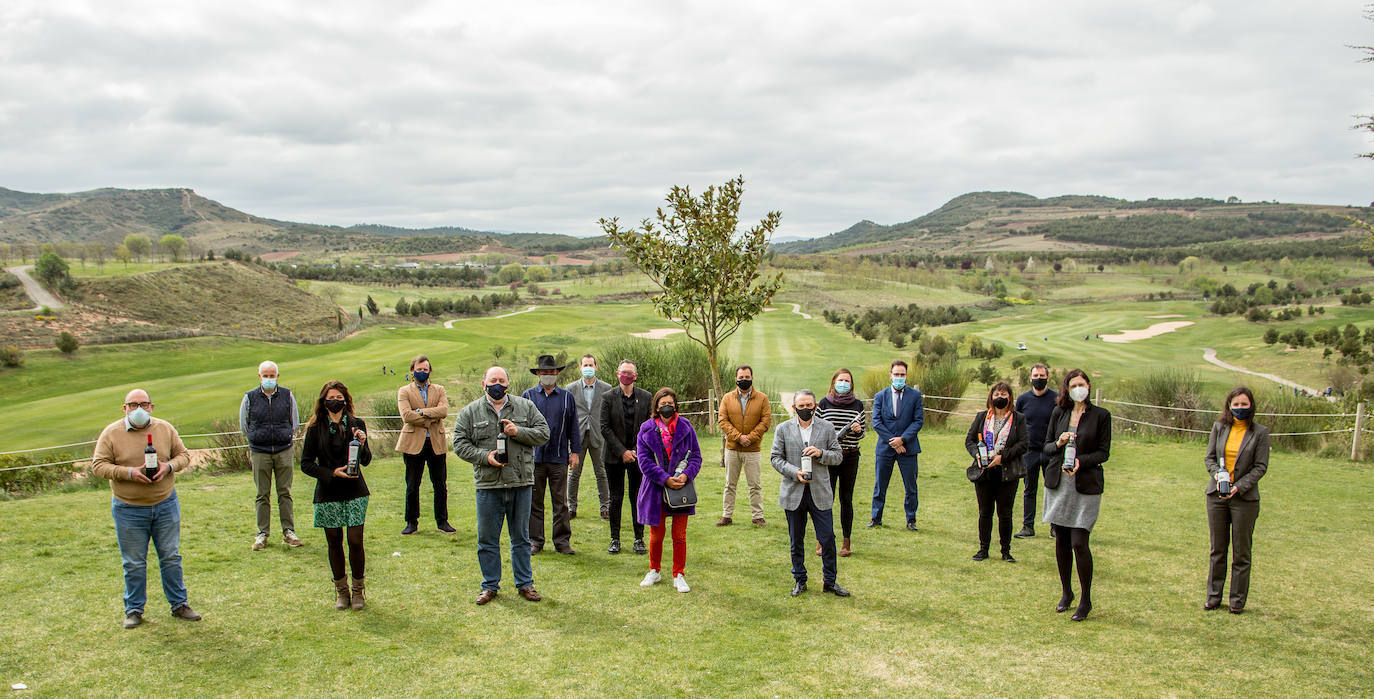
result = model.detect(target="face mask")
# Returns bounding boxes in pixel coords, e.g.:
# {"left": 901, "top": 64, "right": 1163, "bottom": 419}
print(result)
{"left": 1030, "top": 378, "right": 1048, "bottom": 391}
{"left": 324, "top": 399, "right": 347, "bottom": 413}
{"left": 618, "top": 373, "right": 635, "bottom": 386}
{"left": 486, "top": 383, "right": 507, "bottom": 400}
{"left": 539, "top": 374, "right": 558, "bottom": 387}
{"left": 581, "top": 366, "right": 596, "bottom": 379}
{"left": 261, "top": 377, "right": 277, "bottom": 391}
{"left": 892, "top": 377, "right": 906, "bottom": 390}
{"left": 413, "top": 370, "right": 429, "bottom": 384}
{"left": 796, "top": 407, "right": 814, "bottom": 421}
{"left": 1069, "top": 386, "right": 1089, "bottom": 403}
{"left": 736, "top": 379, "right": 753, "bottom": 392}
{"left": 834, "top": 381, "right": 851, "bottom": 395}
{"left": 127, "top": 407, "right": 151, "bottom": 428}
{"left": 658, "top": 404, "right": 677, "bottom": 419}
{"left": 992, "top": 396, "right": 1009, "bottom": 410}
{"left": 1231, "top": 407, "right": 1254, "bottom": 421}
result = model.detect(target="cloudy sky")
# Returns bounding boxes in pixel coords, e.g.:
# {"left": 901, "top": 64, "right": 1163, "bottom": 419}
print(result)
{"left": 0, "top": 1, "right": 1369, "bottom": 238}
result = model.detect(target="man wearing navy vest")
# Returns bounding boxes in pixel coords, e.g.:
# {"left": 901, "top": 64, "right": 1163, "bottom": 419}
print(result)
{"left": 870, "top": 359, "right": 925, "bottom": 531}
{"left": 240, "top": 360, "right": 302, "bottom": 550}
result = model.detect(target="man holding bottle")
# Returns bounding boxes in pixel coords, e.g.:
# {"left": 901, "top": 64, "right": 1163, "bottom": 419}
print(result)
{"left": 769, "top": 389, "right": 850, "bottom": 598}
{"left": 452, "top": 367, "right": 551, "bottom": 605}
{"left": 239, "top": 360, "right": 302, "bottom": 550}
{"left": 90, "top": 389, "right": 201, "bottom": 629}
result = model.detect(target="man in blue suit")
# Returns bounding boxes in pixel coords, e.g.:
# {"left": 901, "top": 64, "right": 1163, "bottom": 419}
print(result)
{"left": 870, "top": 359, "right": 924, "bottom": 531}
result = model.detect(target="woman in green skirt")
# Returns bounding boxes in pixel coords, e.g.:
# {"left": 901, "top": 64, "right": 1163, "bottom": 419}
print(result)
{"left": 300, "top": 380, "right": 372, "bottom": 610}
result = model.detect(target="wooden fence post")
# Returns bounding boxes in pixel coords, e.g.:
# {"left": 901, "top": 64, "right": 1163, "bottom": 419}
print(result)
{"left": 1095, "top": 388, "right": 1101, "bottom": 404}
{"left": 1352, "top": 401, "right": 1366, "bottom": 461}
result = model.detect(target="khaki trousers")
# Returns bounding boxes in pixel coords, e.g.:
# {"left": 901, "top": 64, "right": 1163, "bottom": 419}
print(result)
{"left": 722, "top": 449, "right": 764, "bottom": 519}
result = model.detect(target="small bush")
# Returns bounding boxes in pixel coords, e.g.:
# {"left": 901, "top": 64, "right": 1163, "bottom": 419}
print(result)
{"left": 589, "top": 337, "right": 731, "bottom": 405}
{"left": 911, "top": 358, "right": 971, "bottom": 427}
{"left": 0, "top": 345, "right": 22, "bottom": 367}
{"left": 0, "top": 453, "right": 86, "bottom": 497}
{"left": 203, "top": 418, "right": 251, "bottom": 474}
{"left": 55, "top": 331, "right": 79, "bottom": 355}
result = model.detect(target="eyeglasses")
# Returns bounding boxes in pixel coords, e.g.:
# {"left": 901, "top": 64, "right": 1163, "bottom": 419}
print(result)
{"left": 124, "top": 402, "right": 152, "bottom": 410}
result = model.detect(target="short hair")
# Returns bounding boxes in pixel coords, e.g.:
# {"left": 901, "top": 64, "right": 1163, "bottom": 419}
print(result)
{"left": 985, "top": 381, "right": 1014, "bottom": 410}
{"left": 617, "top": 360, "right": 637, "bottom": 372}
{"left": 890, "top": 359, "right": 909, "bottom": 372}
{"left": 1056, "top": 369, "right": 1091, "bottom": 409}
{"left": 1030, "top": 363, "right": 1050, "bottom": 374}
{"left": 580, "top": 353, "right": 597, "bottom": 365}
{"left": 735, "top": 365, "right": 753, "bottom": 376}
{"left": 410, "top": 354, "right": 431, "bottom": 372}
{"left": 652, "top": 387, "right": 677, "bottom": 410}
{"left": 793, "top": 388, "right": 817, "bottom": 404}
{"left": 1219, "top": 386, "right": 1256, "bottom": 426}
{"left": 258, "top": 360, "right": 278, "bottom": 374}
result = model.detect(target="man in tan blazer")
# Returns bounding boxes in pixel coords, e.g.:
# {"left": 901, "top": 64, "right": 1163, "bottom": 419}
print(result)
{"left": 717, "top": 365, "right": 772, "bottom": 526}
{"left": 396, "top": 354, "right": 454, "bottom": 535}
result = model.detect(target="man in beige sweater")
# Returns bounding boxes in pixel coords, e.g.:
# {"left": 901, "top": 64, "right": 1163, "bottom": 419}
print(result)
{"left": 90, "top": 389, "right": 201, "bottom": 629}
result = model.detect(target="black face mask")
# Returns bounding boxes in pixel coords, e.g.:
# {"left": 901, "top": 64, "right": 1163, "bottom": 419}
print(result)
{"left": 736, "top": 379, "right": 753, "bottom": 392}
{"left": 658, "top": 404, "right": 677, "bottom": 419}
{"left": 1231, "top": 407, "right": 1254, "bottom": 421}
{"left": 795, "top": 407, "right": 815, "bottom": 421}
{"left": 324, "top": 399, "right": 347, "bottom": 413}
{"left": 992, "top": 397, "right": 1009, "bottom": 410}
{"left": 1030, "top": 378, "right": 1048, "bottom": 391}
{"left": 486, "top": 384, "right": 507, "bottom": 400}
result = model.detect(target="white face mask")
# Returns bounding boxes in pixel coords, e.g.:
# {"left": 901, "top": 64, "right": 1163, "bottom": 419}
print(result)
{"left": 539, "top": 374, "right": 558, "bottom": 387}
{"left": 1069, "top": 386, "right": 1090, "bottom": 403}
{"left": 127, "top": 407, "right": 151, "bottom": 428}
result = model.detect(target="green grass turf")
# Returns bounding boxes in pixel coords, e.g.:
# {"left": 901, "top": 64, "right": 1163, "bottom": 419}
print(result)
{"left": 0, "top": 428, "right": 1369, "bottom": 695}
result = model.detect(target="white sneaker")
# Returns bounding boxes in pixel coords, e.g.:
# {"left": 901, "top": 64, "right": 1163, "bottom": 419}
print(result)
{"left": 252, "top": 534, "right": 268, "bottom": 551}
{"left": 640, "top": 570, "right": 662, "bottom": 587}
{"left": 673, "top": 574, "right": 690, "bottom": 593}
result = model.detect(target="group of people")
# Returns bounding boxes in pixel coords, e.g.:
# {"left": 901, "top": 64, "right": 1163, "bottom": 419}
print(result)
{"left": 89, "top": 355, "right": 1268, "bottom": 628}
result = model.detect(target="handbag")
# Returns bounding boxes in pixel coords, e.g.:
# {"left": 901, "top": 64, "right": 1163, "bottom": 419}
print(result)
{"left": 664, "top": 471, "right": 698, "bottom": 510}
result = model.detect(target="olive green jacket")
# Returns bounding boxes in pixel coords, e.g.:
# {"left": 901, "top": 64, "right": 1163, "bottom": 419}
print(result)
{"left": 452, "top": 394, "right": 551, "bottom": 489}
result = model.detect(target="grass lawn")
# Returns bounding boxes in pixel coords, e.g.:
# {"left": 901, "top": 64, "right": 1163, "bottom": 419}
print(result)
{"left": 0, "top": 428, "right": 1369, "bottom": 695}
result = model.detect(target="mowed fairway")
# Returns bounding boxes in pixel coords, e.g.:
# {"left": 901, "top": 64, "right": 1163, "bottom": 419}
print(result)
{"left": 0, "top": 430, "right": 1370, "bottom": 695}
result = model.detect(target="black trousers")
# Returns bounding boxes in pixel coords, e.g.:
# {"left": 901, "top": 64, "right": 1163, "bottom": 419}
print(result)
{"left": 403, "top": 440, "right": 448, "bottom": 526}
{"left": 1021, "top": 456, "right": 1041, "bottom": 528}
{"left": 974, "top": 473, "right": 1018, "bottom": 553}
{"left": 606, "top": 459, "right": 644, "bottom": 541}
{"left": 825, "top": 450, "right": 861, "bottom": 539}
{"left": 531, "top": 462, "right": 571, "bottom": 550}
{"left": 787, "top": 486, "right": 836, "bottom": 585}
{"left": 1206, "top": 494, "right": 1260, "bottom": 609}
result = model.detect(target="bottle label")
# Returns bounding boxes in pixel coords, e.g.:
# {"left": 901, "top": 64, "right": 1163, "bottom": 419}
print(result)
{"left": 144, "top": 452, "right": 158, "bottom": 471}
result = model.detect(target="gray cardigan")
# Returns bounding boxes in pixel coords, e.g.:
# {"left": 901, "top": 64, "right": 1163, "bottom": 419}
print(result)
{"left": 1204, "top": 420, "right": 1269, "bottom": 501}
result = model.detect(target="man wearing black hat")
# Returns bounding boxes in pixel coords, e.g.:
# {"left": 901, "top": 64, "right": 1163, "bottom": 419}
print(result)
{"left": 522, "top": 355, "right": 581, "bottom": 555}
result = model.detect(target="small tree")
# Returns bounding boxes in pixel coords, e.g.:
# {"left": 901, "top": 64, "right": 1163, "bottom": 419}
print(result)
{"left": 0, "top": 345, "right": 22, "bottom": 367}
{"left": 55, "top": 331, "right": 79, "bottom": 355}
{"left": 34, "top": 252, "right": 70, "bottom": 287}
{"left": 599, "top": 175, "right": 782, "bottom": 395}
{"left": 123, "top": 234, "right": 151, "bottom": 262}
{"left": 114, "top": 244, "right": 132, "bottom": 267}
{"left": 394, "top": 298, "right": 410, "bottom": 316}
{"left": 365, "top": 295, "right": 379, "bottom": 316}
{"left": 160, "top": 234, "right": 188, "bottom": 263}
{"left": 976, "top": 362, "right": 1000, "bottom": 388}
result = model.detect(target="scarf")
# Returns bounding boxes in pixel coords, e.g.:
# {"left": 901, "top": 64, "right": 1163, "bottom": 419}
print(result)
{"left": 826, "top": 389, "right": 857, "bottom": 408}
{"left": 655, "top": 416, "right": 679, "bottom": 458}
{"left": 983, "top": 410, "right": 1014, "bottom": 456}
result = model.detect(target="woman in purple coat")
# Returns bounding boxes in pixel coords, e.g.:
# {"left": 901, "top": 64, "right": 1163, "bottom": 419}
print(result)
{"left": 636, "top": 388, "right": 703, "bottom": 593}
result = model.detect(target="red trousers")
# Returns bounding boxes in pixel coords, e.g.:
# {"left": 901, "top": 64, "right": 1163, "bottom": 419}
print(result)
{"left": 649, "top": 513, "right": 688, "bottom": 576}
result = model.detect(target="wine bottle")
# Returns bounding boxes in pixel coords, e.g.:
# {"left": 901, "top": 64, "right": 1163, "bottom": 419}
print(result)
{"left": 346, "top": 432, "right": 361, "bottom": 477}
{"left": 1217, "top": 456, "right": 1232, "bottom": 496}
{"left": 495, "top": 433, "right": 509, "bottom": 464}
{"left": 977, "top": 441, "right": 991, "bottom": 467}
{"left": 799, "top": 440, "right": 812, "bottom": 481}
{"left": 143, "top": 434, "right": 158, "bottom": 480}
{"left": 1062, "top": 434, "right": 1077, "bottom": 474}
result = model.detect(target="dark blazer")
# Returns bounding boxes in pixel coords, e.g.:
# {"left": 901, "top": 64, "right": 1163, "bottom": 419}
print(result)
{"left": 300, "top": 416, "right": 373, "bottom": 504}
{"left": 1204, "top": 420, "right": 1270, "bottom": 502}
{"left": 872, "top": 386, "right": 924, "bottom": 460}
{"left": 600, "top": 386, "right": 653, "bottom": 466}
{"left": 963, "top": 410, "right": 1029, "bottom": 482}
{"left": 1042, "top": 403, "right": 1112, "bottom": 495}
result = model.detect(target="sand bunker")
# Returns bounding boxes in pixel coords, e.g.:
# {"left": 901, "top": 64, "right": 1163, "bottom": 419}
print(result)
{"left": 630, "top": 328, "right": 686, "bottom": 339}
{"left": 1145, "top": 314, "right": 1185, "bottom": 319}
{"left": 1101, "top": 321, "right": 1194, "bottom": 343}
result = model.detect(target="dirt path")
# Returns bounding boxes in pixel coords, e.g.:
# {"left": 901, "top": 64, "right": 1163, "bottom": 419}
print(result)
{"left": 444, "top": 305, "right": 539, "bottom": 329}
{"left": 789, "top": 303, "right": 812, "bottom": 319}
{"left": 1201, "top": 348, "right": 1325, "bottom": 398}
{"left": 5, "top": 265, "right": 64, "bottom": 311}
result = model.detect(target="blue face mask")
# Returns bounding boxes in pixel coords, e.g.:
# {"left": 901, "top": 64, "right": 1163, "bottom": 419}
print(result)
{"left": 261, "top": 377, "right": 277, "bottom": 391}
{"left": 127, "top": 407, "right": 151, "bottom": 428}
{"left": 413, "top": 370, "right": 429, "bottom": 384}
{"left": 891, "top": 377, "right": 906, "bottom": 390}
{"left": 581, "top": 366, "right": 596, "bottom": 379}
{"left": 834, "top": 380, "right": 851, "bottom": 395}
{"left": 486, "top": 383, "right": 507, "bottom": 400}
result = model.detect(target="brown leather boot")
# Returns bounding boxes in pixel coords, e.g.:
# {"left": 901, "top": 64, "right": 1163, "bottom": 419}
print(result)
{"left": 350, "top": 577, "right": 366, "bottom": 610}
{"left": 840, "top": 538, "right": 852, "bottom": 557}
{"left": 333, "top": 577, "right": 351, "bottom": 610}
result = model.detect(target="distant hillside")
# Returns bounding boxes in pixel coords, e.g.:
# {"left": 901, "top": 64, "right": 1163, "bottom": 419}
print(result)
{"left": 775, "top": 191, "right": 1371, "bottom": 254}
{"left": 0, "top": 186, "right": 603, "bottom": 255}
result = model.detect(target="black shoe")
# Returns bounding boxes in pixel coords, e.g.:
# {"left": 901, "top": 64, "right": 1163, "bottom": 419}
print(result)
{"left": 123, "top": 611, "right": 143, "bottom": 629}
{"left": 906, "top": 521, "right": 918, "bottom": 532}
{"left": 822, "top": 582, "right": 851, "bottom": 597}
{"left": 437, "top": 522, "right": 456, "bottom": 534}
{"left": 1203, "top": 600, "right": 1221, "bottom": 611}
{"left": 608, "top": 539, "right": 621, "bottom": 554}
{"left": 632, "top": 539, "right": 647, "bottom": 555}
{"left": 1228, "top": 606, "right": 1244, "bottom": 615}
{"left": 569, "top": 509, "right": 577, "bottom": 520}
{"left": 791, "top": 581, "right": 807, "bottom": 597}
{"left": 1001, "top": 551, "right": 1016, "bottom": 563}
{"left": 972, "top": 549, "right": 989, "bottom": 561}
{"left": 401, "top": 523, "right": 418, "bottom": 536}
{"left": 1056, "top": 593, "right": 1075, "bottom": 613}
{"left": 866, "top": 519, "right": 881, "bottom": 528}
{"left": 1014, "top": 526, "right": 1035, "bottom": 539}
{"left": 1071, "top": 602, "right": 1092, "bottom": 622}
{"left": 556, "top": 547, "right": 576, "bottom": 555}
{"left": 531, "top": 544, "right": 543, "bottom": 555}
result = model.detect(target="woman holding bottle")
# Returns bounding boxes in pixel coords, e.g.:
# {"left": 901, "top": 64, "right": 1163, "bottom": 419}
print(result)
{"left": 636, "top": 388, "right": 703, "bottom": 593}
{"left": 815, "top": 368, "right": 865, "bottom": 557}
{"left": 1042, "top": 369, "right": 1111, "bottom": 621}
{"left": 963, "top": 381, "right": 1028, "bottom": 562}
{"left": 300, "top": 380, "right": 372, "bottom": 611}
{"left": 1203, "top": 386, "right": 1269, "bottom": 614}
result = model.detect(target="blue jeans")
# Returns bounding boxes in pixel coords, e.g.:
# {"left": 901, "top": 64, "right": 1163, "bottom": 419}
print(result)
{"left": 112, "top": 491, "right": 188, "bottom": 614}
{"left": 475, "top": 486, "right": 533, "bottom": 592}
{"left": 871, "top": 454, "right": 919, "bottom": 523}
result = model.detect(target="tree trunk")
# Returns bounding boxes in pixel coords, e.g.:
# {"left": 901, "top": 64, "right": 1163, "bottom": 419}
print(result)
{"left": 707, "top": 343, "right": 722, "bottom": 398}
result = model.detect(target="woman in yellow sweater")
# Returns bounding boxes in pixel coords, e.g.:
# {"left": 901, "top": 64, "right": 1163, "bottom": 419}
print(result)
{"left": 1203, "top": 386, "right": 1270, "bottom": 614}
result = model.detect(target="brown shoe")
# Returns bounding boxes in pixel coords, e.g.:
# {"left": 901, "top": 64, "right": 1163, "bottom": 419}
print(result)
{"left": 752, "top": 517, "right": 766, "bottom": 527}
{"left": 475, "top": 590, "right": 497, "bottom": 605}
{"left": 716, "top": 517, "right": 733, "bottom": 527}
{"left": 283, "top": 531, "right": 304, "bottom": 548}
{"left": 333, "top": 577, "right": 351, "bottom": 610}
{"left": 349, "top": 577, "right": 366, "bottom": 610}
{"left": 815, "top": 542, "right": 823, "bottom": 556}
{"left": 171, "top": 604, "right": 202, "bottom": 621}
{"left": 518, "top": 586, "right": 543, "bottom": 602}
{"left": 840, "top": 538, "right": 852, "bottom": 557}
